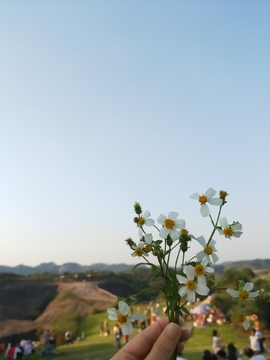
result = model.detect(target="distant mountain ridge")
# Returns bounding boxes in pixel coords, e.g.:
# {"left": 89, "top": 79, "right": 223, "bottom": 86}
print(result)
{"left": 0, "top": 259, "right": 270, "bottom": 276}
{"left": 0, "top": 262, "right": 134, "bottom": 276}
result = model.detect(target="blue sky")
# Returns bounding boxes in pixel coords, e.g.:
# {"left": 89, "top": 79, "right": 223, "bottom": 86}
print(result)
{"left": 0, "top": 1, "right": 269, "bottom": 267}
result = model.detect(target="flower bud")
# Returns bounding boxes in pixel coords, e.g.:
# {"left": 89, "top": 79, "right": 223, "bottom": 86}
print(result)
{"left": 166, "top": 236, "right": 173, "bottom": 247}
{"left": 134, "top": 202, "right": 142, "bottom": 215}
{"left": 219, "top": 190, "right": 228, "bottom": 203}
{"left": 125, "top": 238, "right": 136, "bottom": 249}
{"left": 133, "top": 217, "right": 139, "bottom": 224}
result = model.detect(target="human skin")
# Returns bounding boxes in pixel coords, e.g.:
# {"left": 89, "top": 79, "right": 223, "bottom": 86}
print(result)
{"left": 110, "top": 316, "right": 190, "bottom": 360}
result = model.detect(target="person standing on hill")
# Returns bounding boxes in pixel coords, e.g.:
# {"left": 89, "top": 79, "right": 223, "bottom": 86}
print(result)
{"left": 250, "top": 328, "right": 261, "bottom": 354}
{"left": 212, "top": 330, "right": 224, "bottom": 354}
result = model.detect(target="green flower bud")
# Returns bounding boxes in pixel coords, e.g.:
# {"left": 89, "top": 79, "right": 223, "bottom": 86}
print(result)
{"left": 134, "top": 202, "right": 142, "bottom": 215}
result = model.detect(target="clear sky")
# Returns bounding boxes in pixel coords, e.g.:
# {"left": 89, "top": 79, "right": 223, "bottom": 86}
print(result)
{"left": 0, "top": 1, "right": 270, "bottom": 267}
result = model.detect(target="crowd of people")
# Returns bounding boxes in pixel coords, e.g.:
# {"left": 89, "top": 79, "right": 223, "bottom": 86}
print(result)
{"left": 199, "top": 326, "right": 269, "bottom": 360}
{"left": 4, "top": 339, "right": 38, "bottom": 359}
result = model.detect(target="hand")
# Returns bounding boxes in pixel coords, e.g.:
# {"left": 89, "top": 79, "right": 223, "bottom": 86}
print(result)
{"left": 111, "top": 317, "right": 190, "bottom": 360}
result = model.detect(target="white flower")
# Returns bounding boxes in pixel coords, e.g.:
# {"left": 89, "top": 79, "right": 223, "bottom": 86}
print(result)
{"left": 107, "top": 301, "right": 146, "bottom": 335}
{"left": 190, "top": 188, "right": 223, "bottom": 217}
{"left": 184, "top": 258, "right": 215, "bottom": 286}
{"left": 131, "top": 241, "right": 148, "bottom": 257}
{"left": 137, "top": 211, "right": 154, "bottom": 235}
{"left": 227, "top": 282, "right": 260, "bottom": 301}
{"left": 218, "top": 217, "right": 243, "bottom": 239}
{"left": 157, "top": 211, "right": 185, "bottom": 241}
{"left": 142, "top": 233, "right": 153, "bottom": 253}
{"left": 196, "top": 236, "right": 219, "bottom": 263}
{"left": 176, "top": 265, "right": 209, "bottom": 303}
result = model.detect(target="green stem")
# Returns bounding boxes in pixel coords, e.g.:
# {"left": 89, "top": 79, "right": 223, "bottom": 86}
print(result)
{"left": 153, "top": 224, "right": 160, "bottom": 232}
{"left": 175, "top": 247, "right": 181, "bottom": 272}
{"left": 207, "top": 205, "right": 223, "bottom": 246}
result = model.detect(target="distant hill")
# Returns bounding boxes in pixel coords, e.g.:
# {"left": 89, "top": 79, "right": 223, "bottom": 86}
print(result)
{"left": 0, "top": 262, "right": 134, "bottom": 275}
{"left": 0, "top": 259, "right": 270, "bottom": 276}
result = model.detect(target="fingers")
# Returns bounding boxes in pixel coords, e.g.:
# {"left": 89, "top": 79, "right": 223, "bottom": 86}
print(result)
{"left": 111, "top": 317, "right": 189, "bottom": 360}
{"left": 145, "top": 322, "right": 183, "bottom": 360}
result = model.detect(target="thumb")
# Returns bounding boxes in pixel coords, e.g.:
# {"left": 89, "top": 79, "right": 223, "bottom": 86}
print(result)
{"left": 145, "top": 322, "right": 182, "bottom": 360}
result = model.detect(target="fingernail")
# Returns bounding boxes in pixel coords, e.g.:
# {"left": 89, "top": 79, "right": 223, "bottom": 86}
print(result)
{"left": 166, "top": 323, "right": 181, "bottom": 339}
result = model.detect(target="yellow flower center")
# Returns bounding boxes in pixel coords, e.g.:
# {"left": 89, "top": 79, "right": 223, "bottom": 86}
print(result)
{"left": 181, "top": 229, "right": 189, "bottom": 234}
{"left": 204, "top": 246, "right": 213, "bottom": 255}
{"left": 195, "top": 264, "right": 205, "bottom": 276}
{"left": 239, "top": 291, "right": 249, "bottom": 301}
{"left": 223, "top": 227, "right": 234, "bottom": 237}
{"left": 164, "top": 219, "right": 175, "bottom": 229}
{"left": 134, "top": 248, "right": 143, "bottom": 257}
{"left": 199, "top": 195, "right": 207, "bottom": 204}
{"left": 186, "top": 280, "right": 195, "bottom": 290}
{"left": 144, "top": 244, "right": 152, "bottom": 253}
{"left": 117, "top": 315, "right": 127, "bottom": 325}
{"left": 138, "top": 217, "right": 145, "bottom": 226}
{"left": 237, "top": 314, "right": 245, "bottom": 323}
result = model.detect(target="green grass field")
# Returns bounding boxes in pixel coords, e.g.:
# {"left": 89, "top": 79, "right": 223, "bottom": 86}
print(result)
{"left": 1, "top": 313, "right": 269, "bottom": 360}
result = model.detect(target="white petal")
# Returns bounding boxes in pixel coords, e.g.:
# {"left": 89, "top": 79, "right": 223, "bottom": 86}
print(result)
{"left": 122, "top": 320, "right": 133, "bottom": 335}
{"left": 129, "top": 313, "right": 146, "bottom": 321}
{"left": 232, "top": 232, "right": 242, "bottom": 238}
{"left": 198, "top": 275, "right": 207, "bottom": 286}
{"left": 169, "top": 228, "right": 180, "bottom": 241}
{"left": 118, "top": 301, "right": 130, "bottom": 315}
{"left": 138, "top": 241, "right": 145, "bottom": 249}
{"left": 220, "top": 217, "right": 229, "bottom": 228}
{"left": 201, "top": 258, "right": 208, "bottom": 267}
{"left": 174, "top": 219, "right": 186, "bottom": 229}
{"left": 195, "top": 283, "right": 209, "bottom": 296}
{"left": 185, "top": 265, "right": 195, "bottom": 280}
{"left": 179, "top": 286, "right": 189, "bottom": 297}
{"left": 176, "top": 274, "right": 187, "bottom": 284}
{"left": 131, "top": 252, "right": 136, "bottom": 257}
{"left": 218, "top": 229, "right": 223, "bottom": 236}
{"left": 209, "top": 239, "right": 217, "bottom": 246}
{"left": 248, "top": 291, "right": 260, "bottom": 298}
{"left": 142, "top": 210, "right": 151, "bottom": 219}
{"left": 187, "top": 290, "right": 196, "bottom": 303}
{"left": 200, "top": 204, "right": 210, "bottom": 217}
{"left": 138, "top": 228, "right": 143, "bottom": 236}
{"left": 190, "top": 193, "right": 200, "bottom": 200}
{"left": 211, "top": 253, "right": 219, "bottom": 263}
{"left": 197, "top": 236, "right": 206, "bottom": 247}
{"left": 205, "top": 266, "right": 215, "bottom": 273}
{"left": 108, "top": 314, "right": 118, "bottom": 321}
{"left": 231, "top": 223, "right": 242, "bottom": 231}
{"left": 243, "top": 282, "right": 253, "bottom": 292}
{"left": 226, "top": 289, "right": 239, "bottom": 298}
{"left": 205, "top": 188, "right": 216, "bottom": 198}
{"left": 144, "top": 218, "right": 155, "bottom": 226}
{"left": 144, "top": 233, "right": 153, "bottom": 244}
{"left": 196, "top": 251, "right": 206, "bottom": 261}
{"left": 107, "top": 308, "right": 117, "bottom": 316}
{"left": 207, "top": 198, "right": 223, "bottom": 206}
{"left": 168, "top": 211, "right": 179, "bottom": 221}
{"left": 243, "top": 319, "right": 250, "bottom": 330}
{"left": 157, "top": 214, "right": 166, "bottom": 225}
{"left": 159, "top": 227, "right": 169, "bottom": 239}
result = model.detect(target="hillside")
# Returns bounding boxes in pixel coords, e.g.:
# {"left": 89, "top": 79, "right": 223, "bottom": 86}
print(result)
{"left": 0, "top": 280, "right": 115, "bottom": 344}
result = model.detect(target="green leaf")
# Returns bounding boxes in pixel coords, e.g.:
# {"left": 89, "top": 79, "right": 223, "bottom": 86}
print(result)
{"left": 181, "top": 306, "right": 190, "bottom": 315}
{"left": 131, "top": 263, "right": 150, "bottom": 271}
{"left": 155, "top": 240, "right": 163, "bottom": 245}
